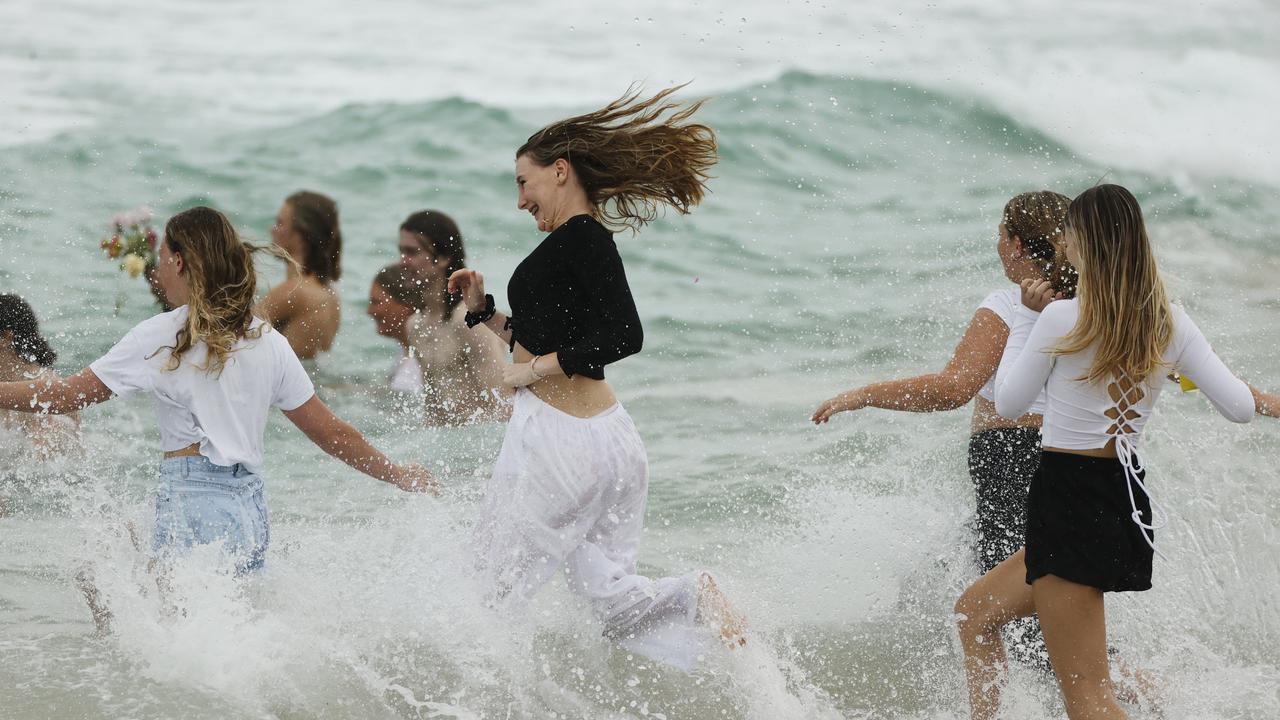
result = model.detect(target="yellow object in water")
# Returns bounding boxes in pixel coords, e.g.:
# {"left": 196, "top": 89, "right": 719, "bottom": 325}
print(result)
{"left": 1179, "top": 374, "right": 1198, "bottom": 392}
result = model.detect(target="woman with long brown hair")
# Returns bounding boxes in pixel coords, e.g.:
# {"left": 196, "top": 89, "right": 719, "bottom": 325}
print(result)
{"left": 447, "top": 87, "right": 745, "bottom": 670}
{"left": 812, "top": 191, "right": 1075, "bottom": 667}
{"left": 956, "top": 185, "right": 1255, "bottom": 719}
{"left": 0, "top": 207, "right": 433, "bottom": 579}
{"left": 259, "top": 190, "right": 343, "bottom": 359}
{"left": 396, "top": 210, "right": 508, "bottom": 424}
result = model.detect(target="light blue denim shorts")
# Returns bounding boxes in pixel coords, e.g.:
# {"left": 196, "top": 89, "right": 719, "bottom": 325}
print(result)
{"left": 154, "top": 456, "right": 269, "bottom": 573}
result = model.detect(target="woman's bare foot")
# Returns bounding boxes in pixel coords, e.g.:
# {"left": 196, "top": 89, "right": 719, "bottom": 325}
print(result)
{"left": 696, "top": 572, "right": 747, "bottom": 649}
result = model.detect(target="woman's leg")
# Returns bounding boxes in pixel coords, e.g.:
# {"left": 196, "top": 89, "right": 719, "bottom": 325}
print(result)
{"left": 559, "top": 409, "right": 745, "bottom": 668}
{"left": 1032, "top": 574, "right": 1128, "bottom": 719}
{"left": 955, "top": 548, "right": 1036, "bottom": 720}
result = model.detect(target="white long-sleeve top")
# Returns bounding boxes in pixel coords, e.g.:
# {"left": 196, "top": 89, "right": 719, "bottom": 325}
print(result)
{"left": 995, "top": 298, "right": 1254, "bottom": 444}
{"left": 994, "top": 297, "right": 1253, "bottom": 553}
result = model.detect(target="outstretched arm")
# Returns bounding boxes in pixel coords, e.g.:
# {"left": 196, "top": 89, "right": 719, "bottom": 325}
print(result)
{"left": 282, "top": 395, "right": 438, "bottom": 493}
{"left": 1172, "top": 308, "right": 1254, "bottom": 423}
{"left": 0, "top": 368, "right": 113, "bottom": 415}
{"left": 812, "top": 309, "right": 1007, "bottom": 424}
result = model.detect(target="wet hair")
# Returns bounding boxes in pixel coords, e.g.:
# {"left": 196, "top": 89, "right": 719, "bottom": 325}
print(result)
{"left": 516, "top": 84, "right": 717, "bottom": 232}
{"left": 400, "top": 210, "right": 466, "bottom": 312}
{"left": 0, "top": 294, "right": 56, "bottom": 366}
{"left": 1054, "top": 184, "right": 1173, "bottom": 383}
{"left": 1003, "top": 191, "right": 1077, "bottom": 298}
{"left": 374, "top": 264, "right": 432, "bottom": 312}
{"left": 161, "top": 206, "right": 294, "bottom": 375}
{"left": 287, "top": 190, "right": 342, "bottom": 283}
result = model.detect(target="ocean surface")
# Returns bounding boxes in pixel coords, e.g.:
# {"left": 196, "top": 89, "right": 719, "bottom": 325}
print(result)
{"left": 1, "top": 1, "right": 1278, "bottom": 718}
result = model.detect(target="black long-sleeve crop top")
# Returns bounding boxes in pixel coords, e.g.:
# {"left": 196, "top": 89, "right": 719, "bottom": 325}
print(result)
{"left": 506, "top": 215, "right": 643, "bottom": 380}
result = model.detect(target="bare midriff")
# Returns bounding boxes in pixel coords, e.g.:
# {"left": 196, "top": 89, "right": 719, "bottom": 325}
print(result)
{"left": 970, "top": 395, "right": 1042, "bottom": 435}
{"left": 513, "top": 341, "right": 618, "bottom": 418}
{"left": 164, "top": 442, "right": 201, "bottom": 459}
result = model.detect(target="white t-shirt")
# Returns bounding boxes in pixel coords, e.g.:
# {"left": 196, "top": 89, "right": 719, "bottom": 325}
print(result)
{"left": 89, "top": 307, "right": 315, "bottom": 472}
{"left": 995, "top": 299, "right": 1254, "bottom": 449}
{"left": 975, "top": 288, "right": 1048, "bottom": 415}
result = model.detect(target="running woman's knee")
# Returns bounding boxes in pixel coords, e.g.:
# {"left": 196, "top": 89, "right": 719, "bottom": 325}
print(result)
{"left": 954, "top": 586, "right": 1001, "bottom": 634}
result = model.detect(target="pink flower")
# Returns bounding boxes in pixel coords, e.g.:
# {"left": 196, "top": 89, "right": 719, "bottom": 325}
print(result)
{"left": 145, "top": 228, "right": 158, "bottom": 250}
{"left": 109, "top": 206, "right": 155, "bottom": 228}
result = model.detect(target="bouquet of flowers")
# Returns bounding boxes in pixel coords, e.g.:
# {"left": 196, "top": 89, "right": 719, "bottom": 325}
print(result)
{"left": 100, "top": 206, "right": 158, "bottom": 278}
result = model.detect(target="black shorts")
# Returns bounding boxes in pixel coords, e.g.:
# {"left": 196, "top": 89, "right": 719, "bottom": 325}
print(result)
{"left": 1025, "top": 450, "right": 1154, "bottom": 592}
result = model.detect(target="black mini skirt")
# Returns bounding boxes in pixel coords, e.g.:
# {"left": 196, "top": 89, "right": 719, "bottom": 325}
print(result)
{"left": 1024, "top": 450, "right": 1154, "bottom": 592}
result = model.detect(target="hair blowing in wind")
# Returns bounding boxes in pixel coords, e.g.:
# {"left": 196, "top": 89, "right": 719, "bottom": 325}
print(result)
{"left": 517, "top": 84, "right": 717, "bottom": 232}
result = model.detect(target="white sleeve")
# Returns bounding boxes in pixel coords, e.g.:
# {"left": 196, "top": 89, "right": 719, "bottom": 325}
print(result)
{"left": 270, "top": 333, "right": 315, "bottom": 411}
{"left": 87, "top": 331, "right": 152, "bottom": 396}
{"left": 1173, "top": 308, "right": 1254, "bottom": 423}
{"left": 994, "top": 303, "right": 1064, "bottom": 419}
{"left": 977, "top": 289, "right": 1016, "bottom": 327}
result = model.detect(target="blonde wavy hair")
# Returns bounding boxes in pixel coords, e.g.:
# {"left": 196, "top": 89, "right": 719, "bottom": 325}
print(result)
{"left": 1003, "top": 191, "right": 1077, "bottom": 297}
{"left": 1054, "top": 184, "right": 1173, "bottom": 383}
{"left": 158, "top": 206, "right": 294, "bottom": 374}
{"left": 516, "top": 84, "right": 717, "bottom": 232}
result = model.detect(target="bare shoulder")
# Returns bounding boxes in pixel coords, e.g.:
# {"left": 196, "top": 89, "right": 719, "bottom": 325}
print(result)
{"left": 264, "top": 276, "right": 337, "bottom": 311}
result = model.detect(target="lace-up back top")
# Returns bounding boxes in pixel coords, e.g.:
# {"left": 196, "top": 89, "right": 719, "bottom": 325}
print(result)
{"left": 995, "top": 299, "right": 1254, "bottom": 442}
{"left": 995, "top": 298, "right": 1253, "bottom": 553}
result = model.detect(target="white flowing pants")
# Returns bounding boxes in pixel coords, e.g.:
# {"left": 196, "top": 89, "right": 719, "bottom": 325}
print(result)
{"left": 474, "top": 388, "right": 705, "bottom": 670}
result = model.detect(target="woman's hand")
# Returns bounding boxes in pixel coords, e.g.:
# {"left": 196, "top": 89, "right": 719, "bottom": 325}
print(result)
{"left": 447, "top": 269, "right": 487, "bottom": 313}
{"left": 391, "top": 463, "right": 439, "bottom": 494}
{"left": 811, "top": 390, "right": 868, "bottom": 424}
{"left": 502, "top": 361, "right": 541, "bottom": 388}
{"left": 1019, "top": 278, "right": 1062, "bottom": 313}
{"left": 1249, "top": 384, "right": 1280, "bottom": 418}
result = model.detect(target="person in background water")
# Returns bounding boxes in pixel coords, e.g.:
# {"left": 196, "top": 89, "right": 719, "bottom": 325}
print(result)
{"left": 397, "top": 210, "right": 508, "bottom": 425}
{"left": 957, "top": 184, "right": 1257, "bottom": 720}
{"left": 812, "top": 191, "right": 1075, "bottom": 668}
{"left": 449, "top": 86, "right": 746, "bottom": 671}
{"left": 0, "top": 294, "right": 81, "bottom": 461}
{"left": 0, "top": 207, "right": 434, "bottom": 628}
{"left": 368, "top": 264, "right": 430, "bottom": 395}
{"left": 258, "top": 190, "right": 342, "bottom": 360}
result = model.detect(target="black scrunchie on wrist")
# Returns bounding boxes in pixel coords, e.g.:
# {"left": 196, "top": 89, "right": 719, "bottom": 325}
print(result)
{"left": 465, "top": 294, "right": 496, "bottom": 328}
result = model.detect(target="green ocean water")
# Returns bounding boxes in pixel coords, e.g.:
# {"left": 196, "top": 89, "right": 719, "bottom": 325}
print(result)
{"left": 2, "top": 65, "right": 1279, "bottom": 719}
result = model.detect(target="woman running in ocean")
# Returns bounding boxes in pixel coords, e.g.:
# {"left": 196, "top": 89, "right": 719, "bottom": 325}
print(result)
{"left": 448, "top": 87, "right": 746, "bottom": 671}
{"left": 955, "top": 184, "right": 1255, "bottom": 719}
{"left": 812, "top": 191, "right": 1075, "bottom": 666}
{"left": 0, "top": 207, "right": 433, "bottom": 584}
